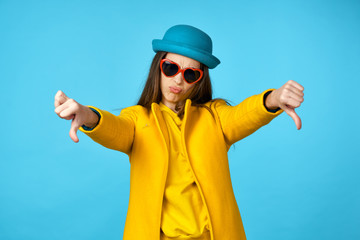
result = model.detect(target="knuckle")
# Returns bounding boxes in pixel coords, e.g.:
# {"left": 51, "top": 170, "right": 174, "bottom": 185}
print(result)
{"left": 73, "top": 103, "right": 80, "bottom": 111}
{"left": 55, "top": 90, "right": 62, "bottom": 97}
{"left": 280, "top": 95, "right": 286, "bottom": 102}
{"left": 68, "top": 99, "right": 77, "bottom": 106}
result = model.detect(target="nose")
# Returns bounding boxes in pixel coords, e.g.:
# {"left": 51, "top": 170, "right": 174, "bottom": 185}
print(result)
{"left": 173, "top": 72, "right": 183, "bottom": 85}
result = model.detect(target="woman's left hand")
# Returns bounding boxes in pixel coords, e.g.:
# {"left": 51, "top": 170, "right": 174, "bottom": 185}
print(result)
{"left": 265, "top": 80, "right": 304, "bottom": 130}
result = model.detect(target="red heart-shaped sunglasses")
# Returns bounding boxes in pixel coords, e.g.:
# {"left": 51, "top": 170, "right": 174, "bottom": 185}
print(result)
{"left": 160, "top": 59, "right": 203, "bottom": 84}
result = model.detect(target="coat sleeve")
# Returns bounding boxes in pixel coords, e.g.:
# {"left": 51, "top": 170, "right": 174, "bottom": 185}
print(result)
{"left": 79, "top": 105, "right": 137, "bottom": 155}
{"left": 212, "top": 89, "right": 283, "bottom": 146}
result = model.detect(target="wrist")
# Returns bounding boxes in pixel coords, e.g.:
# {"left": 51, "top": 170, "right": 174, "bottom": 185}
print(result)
{"left": 83, "top": 107, "right": 100, "bottom": 128}
{"left": 264, "top": 90, "right": 281, "bottom": 113}
{"left": 265, "top": 91, "right": 279, "bottom": 110}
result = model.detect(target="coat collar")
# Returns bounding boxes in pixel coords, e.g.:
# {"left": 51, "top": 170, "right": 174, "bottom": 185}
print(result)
{"left": 151, "top": 102, "right": 169, "bottom": 150}
{"left": 182, "top": 99, "right": 192, "bottom": 135}
{"left": 150, "top": 99, "right": 192, "bottom": 150}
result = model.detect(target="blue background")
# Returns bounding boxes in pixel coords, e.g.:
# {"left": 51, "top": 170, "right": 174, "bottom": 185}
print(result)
{"left": 1, "top": 0, "right": 359, "bottom": 239}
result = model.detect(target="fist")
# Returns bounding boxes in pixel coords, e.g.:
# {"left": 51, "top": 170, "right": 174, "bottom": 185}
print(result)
{"left": 54, "top": 90, "right": 99, "bottom": 142}
{"left": 265, "top": 80, "right": 304, "bottom": 130}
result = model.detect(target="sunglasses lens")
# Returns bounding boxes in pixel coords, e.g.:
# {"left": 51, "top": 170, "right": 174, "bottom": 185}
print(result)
{"left": 162, "top": 61, "right": 179, "bottom": 77}
{"left": 184, "top": 69, "right": 201, "bottom": 83}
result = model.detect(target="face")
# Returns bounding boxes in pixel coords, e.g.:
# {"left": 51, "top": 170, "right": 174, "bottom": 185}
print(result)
{"left": 160, "top": 53, "right": 201, "bottom": 111}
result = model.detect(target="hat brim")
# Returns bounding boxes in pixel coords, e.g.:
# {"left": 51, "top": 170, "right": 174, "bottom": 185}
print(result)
{"left": 152, "top": 39, "right": 220, "bottom": 69}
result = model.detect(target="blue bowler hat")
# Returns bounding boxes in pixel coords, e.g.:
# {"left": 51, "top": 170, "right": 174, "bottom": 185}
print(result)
{"left": 152, "top": 25, "right": 220, "bottom": 69}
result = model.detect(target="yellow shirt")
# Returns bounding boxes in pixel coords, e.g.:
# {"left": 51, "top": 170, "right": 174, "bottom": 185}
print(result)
{"left": 159, "top": 102, "right": 210, "bottom": 239}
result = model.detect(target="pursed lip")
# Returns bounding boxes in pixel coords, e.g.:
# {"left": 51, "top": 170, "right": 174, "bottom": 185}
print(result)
{"left": 169, "top": 86, "right": 182, "bottom": 94}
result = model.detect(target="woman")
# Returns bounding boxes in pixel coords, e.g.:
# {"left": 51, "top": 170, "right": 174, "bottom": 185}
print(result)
{"left": 54, "top": 25, "right": 304, "bottom": 240}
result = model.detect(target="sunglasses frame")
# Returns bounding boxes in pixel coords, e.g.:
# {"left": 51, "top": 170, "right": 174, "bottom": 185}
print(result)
{"left": 160, "top": 59, "right": 204, "bottom": 84}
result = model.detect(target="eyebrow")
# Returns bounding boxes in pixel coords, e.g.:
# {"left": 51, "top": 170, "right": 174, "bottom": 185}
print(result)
{"left": 166, "top": 59, "right": 200, "bottom": 69}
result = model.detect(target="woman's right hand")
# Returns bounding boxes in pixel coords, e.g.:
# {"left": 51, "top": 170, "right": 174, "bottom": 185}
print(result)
{"left": 54, "top": 90, "right": 99, "bottom": 143}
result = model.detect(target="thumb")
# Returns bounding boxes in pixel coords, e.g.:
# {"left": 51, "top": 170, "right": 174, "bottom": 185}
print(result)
{"left": 284, "top": 106, "right": 302, "bottom": 130}
{"left": 69, "top": 117, "right": 81, "bottom": 143}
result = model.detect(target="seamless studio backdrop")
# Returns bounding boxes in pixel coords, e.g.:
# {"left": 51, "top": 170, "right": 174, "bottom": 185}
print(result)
{"left": 0, "top": 0, "right": 359, "bottom": 240}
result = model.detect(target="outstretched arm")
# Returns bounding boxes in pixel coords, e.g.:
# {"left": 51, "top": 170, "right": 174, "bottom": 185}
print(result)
{"left": 264, "top": 80, "right": 305, "bottom": 130}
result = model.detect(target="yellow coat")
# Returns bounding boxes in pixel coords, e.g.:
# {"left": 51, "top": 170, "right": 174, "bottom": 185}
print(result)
{"left": 80, "top": 89, "right": 283, "bottom": 240}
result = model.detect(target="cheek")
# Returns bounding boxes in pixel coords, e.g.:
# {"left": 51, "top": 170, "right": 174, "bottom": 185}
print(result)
{"left": 160, "top": 75, "right": 167, "bottom": 92}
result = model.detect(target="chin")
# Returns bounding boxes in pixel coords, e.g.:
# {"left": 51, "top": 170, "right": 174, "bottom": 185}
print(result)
{"left": 166, "top": 94, "right": 180, "bottom": 102}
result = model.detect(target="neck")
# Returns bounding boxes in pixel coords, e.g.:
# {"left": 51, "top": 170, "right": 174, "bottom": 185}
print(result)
{"left": 161, "top": 100, "right": 178, "bottom": 113}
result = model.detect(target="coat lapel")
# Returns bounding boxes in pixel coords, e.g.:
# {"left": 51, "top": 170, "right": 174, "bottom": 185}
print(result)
{"left": 151, "top": 100, "right": 192, "bottom": 150}
{"left": 181, "top": 99, "right": 192, "bottom": 137}
{"left": 151, "top": 103, "right": 170, "bottom": 151}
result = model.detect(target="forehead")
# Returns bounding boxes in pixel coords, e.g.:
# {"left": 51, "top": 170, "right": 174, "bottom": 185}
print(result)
{"left": 165, "top": 53, "right": 200, "bottom": 68}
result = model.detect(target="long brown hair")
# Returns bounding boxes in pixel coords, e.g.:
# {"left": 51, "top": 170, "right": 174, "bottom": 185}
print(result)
{"left": 137, "top": 51, "right": 214, "bottom": 119}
